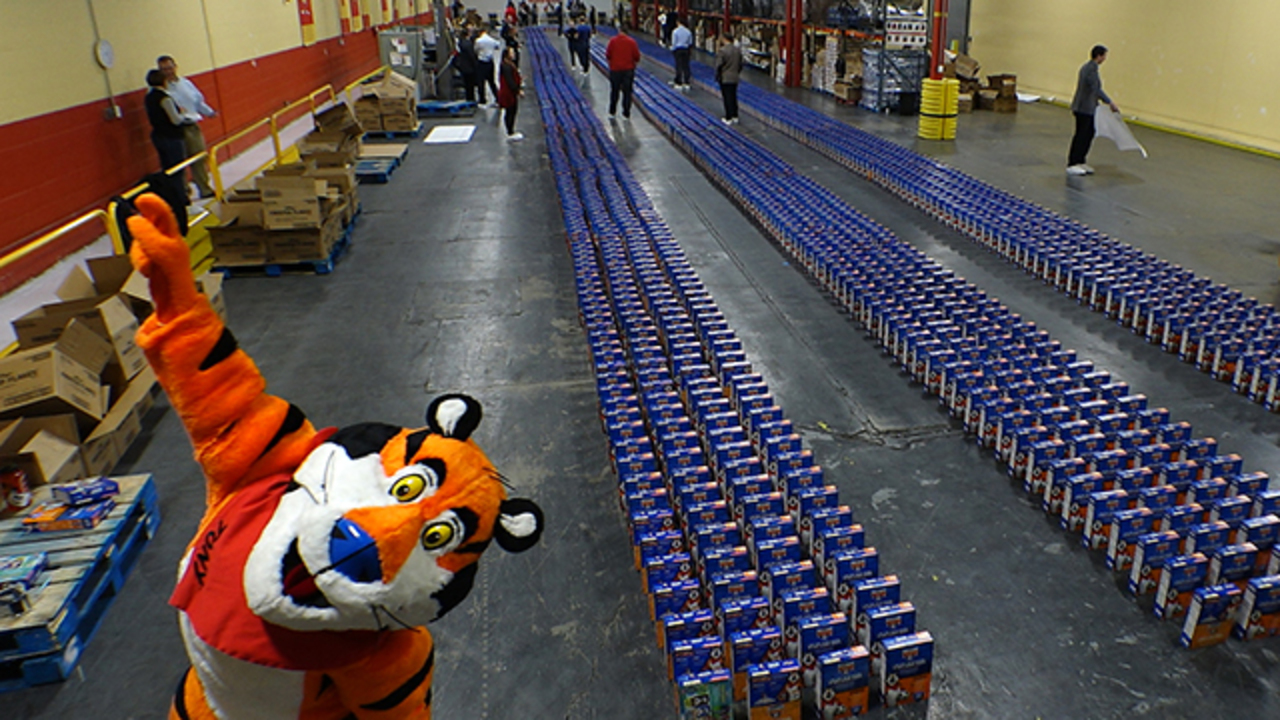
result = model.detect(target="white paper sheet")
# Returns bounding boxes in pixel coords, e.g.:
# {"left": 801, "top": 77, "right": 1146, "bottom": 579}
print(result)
{"left": 424, "top": 125, "right": 476, "bottom": 144}
{"left": 1095, "top": 109, "right": 1148, "bottom": 158}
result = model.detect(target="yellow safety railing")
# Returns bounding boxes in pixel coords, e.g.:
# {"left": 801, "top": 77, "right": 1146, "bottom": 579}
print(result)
{"left": 106, "top": 152, "right": 221, "bottom": 274}
{"left": 208, "top": 116, "right": 278, "bottom": 200}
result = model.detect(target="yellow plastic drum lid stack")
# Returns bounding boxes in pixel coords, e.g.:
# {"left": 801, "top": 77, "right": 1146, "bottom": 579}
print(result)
{"left": 917, "top": 78, "right": 960, "bottom": 140}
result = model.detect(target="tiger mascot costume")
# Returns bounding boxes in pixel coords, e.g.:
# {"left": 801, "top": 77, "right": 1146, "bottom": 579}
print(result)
{"left": 125, "top": 194, "right": 544, "bottom": 719}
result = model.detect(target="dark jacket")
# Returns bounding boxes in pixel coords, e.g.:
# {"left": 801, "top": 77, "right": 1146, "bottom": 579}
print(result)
{"left": 715, "top": 43, "right": 743, "bottom": 85}
{"left": 498, "top": 58, "right": 522, "bottom": 109}
{"left": 145, "top": 88, "right": 185, "bottom": 139}
{"left": 1070, "top": 60, "right": 1111, "bottom": 115}
{"left": 456, "top": 36, "right": 479, "bottom": 74}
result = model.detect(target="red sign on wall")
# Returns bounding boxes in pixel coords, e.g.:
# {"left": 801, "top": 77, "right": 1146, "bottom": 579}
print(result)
{"left": 298, "top": 0, "right": 316, "bottom": 45}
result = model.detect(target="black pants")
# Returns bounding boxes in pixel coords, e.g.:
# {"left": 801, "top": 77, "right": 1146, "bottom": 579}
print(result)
{"left": 609, "top": 69, "right": 635, "bottom": 117}
{"left": 576, "top": 45, "right": 591, "bottom": 72}
{"left": 720, "top": 82, "right": 739, "bottom": 120}
{"left": 477, "top": 61, "right": 497, "bottom": 103}
{"left": 461, "top": 70, "right": 478, "bottom": 102}
{"left": 503, "top": 102, "right": 519, "bottom": 135}
{"left": 673, "top": 48, "right": 691, "bottom": 84}
{"left": 1068, "top": 111, "right": 1095, "bottom": 166}
{"left": 151, "top": 133, "right": 187, "bottom": 172}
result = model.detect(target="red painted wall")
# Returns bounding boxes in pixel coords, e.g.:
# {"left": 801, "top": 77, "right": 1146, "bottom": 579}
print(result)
{"left": 0, "top": 14, "right": 431, "bottom": 295}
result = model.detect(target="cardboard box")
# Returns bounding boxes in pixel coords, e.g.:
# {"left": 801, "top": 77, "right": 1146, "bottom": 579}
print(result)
{"left": 209, "top": 218, "right": 271, "bottom": 266}
{"left": 55, "top": 255, "right": 153, "bottom": 321}
{"left": 307, "top": 165, "right": 357, "bottom": 194}
{"left": 988, "top": 73, "right": 1017, "bottom": 98}
{"left": 13, "top": 294, "right": 146, "bottom": 381}
{"left": 380, "top": 112, "right": 418, "bottom": 133}
{"left": 957, "top": 93, "right": 974, "bottom": 113}
{"left": 993, "top": 96, "right": 1018, "bottom": 113}
{"left": 0, "top": 335, "right": 105, "bottom": 425}
{"left": 313, "top": 102, "right": 360, "bottom": 133}
{"left": 81, "top": 367, "right": 155, "bottom": 476}
{"left": 297, "top": 129, "right": 361, "bottom": 165}
{"left": 218, "top": 189, "right": 264, "bottom": 227}
{"left": 953, "top": 54, "right": 980, "bottom": 80}
{"left": 354, "top": 97, "right": 382, "bottom": 130}
{"left": 976, "top": 89, "right": 999, "bottom": 111}
{"left": 0, "top": 414, "right": 86, "bottom": 487}
{"left": 265, "top": 209, "right": 343, "bottom": 264}
{"left": 258, "top": 175, "right": 329, "bottom": 230}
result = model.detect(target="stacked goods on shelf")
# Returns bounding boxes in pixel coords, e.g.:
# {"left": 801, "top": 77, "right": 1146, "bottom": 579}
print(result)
{"left": 0, "top": 255, "right": 204, "bottom": 486}
{"left": 355, "top": 71, "right": 420, "bottom": 133}
{"left": 859, "top": 47, "right": 927, "bottom": 113}
{"left": 617, "top": 31, "right": 1280, "bottom": 650}
{"left": 883, "top": 14, "right": 927, "bottom": 50}
{"left": 571, "top": 32, "right": 934, "bottom": 713}
{"left": 810, "top": 34, "right": 841, "bottom": 95}
{"left": 209, "top": 104, "right": 362, "bottom": 267}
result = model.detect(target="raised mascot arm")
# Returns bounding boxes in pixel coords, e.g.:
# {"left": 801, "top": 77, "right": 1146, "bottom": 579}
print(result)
{"left": 128, "top": 194, "right": 319, "bottom": 509}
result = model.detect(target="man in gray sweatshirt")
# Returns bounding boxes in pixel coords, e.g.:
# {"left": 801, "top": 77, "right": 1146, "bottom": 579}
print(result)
{"left": 1067, "top": 44, "right": 1120, "bottom": 176}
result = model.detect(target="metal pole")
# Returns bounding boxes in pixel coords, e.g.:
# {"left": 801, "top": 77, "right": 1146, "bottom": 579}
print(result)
{"left": 929, "top": 0, "right": 949, "bottom": 80}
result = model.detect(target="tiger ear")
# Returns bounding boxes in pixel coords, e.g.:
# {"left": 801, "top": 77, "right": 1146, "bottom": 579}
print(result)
{"left": 426, "top": 394, "right": 483, "bottom": 441}
{"left": 494, "top": 498, "right": 544, "bottom": 553}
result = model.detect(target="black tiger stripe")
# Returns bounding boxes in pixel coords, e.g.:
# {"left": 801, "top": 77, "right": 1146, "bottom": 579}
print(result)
{"left": 456, "top": 538, "right": 492, "bottom": 555}
{"left": 454, "top": 506, "right": 479, "bottom": 542}
{"left": 198, "top": 328, "right": 239, "bottom": 371}
{"left": 173, "top": 668, "right": 192, "bottom": 720}
{"left": 359, "top": 647, "right": 435, "bottom": 711}
{"left": 424, "top": 687, "right": 433, "bottom": 708}
{"left": 317, "top": 673, "right": 335, "bottom": 699}
{"left": 403, "top": 430, "right": 430, "bottom": 465}
{"left": 261, "top": 404, "right": 307, "bottom": 457}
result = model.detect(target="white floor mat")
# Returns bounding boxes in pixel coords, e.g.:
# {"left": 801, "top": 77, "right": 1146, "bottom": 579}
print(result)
{"left": 423, "top": 125, "right": 476, "bottom": 144}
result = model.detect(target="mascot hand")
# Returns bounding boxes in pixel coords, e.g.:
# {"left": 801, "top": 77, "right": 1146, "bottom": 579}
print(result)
{"left": 127, "top": 193, "right": 199, "bottom": 323}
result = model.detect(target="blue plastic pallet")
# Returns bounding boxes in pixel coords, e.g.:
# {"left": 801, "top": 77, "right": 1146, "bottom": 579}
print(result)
{"left": 356, "top": 158, "right": 399, "bottom": 184}
{"left": 0, "top": 475, "right": 161, "bottom": 693}
{"left": 363, "top": 121, "right": 424, "bottom": 139}
{"left": 417, "top": 100, "right": 477, "bottom": 117}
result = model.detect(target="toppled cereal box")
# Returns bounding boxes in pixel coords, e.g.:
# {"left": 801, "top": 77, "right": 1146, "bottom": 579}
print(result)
{"left": 1154, "top": 553, "right": 1209, "bottom": 621}
{"left": 1179, "top": 584, "right": 1242, "bottom": 648}
{"left": 1233, "top": 574, "right": 1280, "bottom": 641}
{"left": 1128, "top": 531, "right": 1181, "bottom": 596}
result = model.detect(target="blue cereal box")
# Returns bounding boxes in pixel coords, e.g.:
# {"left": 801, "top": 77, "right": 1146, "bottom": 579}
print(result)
{"left": 710, "top": 570, "right": 759, "bottom": 609}
{"left": 814, "top": 525, "right": 865, "bottom": 582}
{"left": 663, "top": 609, "right": 720, "bottom": 674}
{"left": 1230, "top": 472, "right": 1270, "bottom": 499}
{"left": 792, "top": 485, "right": 840, "bottom": 524}
{"left": 1106, "top": 507, "right": 1156, "bottom": 571}
{"left": 1237, "top": 516, "right": 1280, "bottom": 572}
{"left": 645, "top": 552, "right": 696, "bottom": 590}
{"left": 676, "top": 669, "right": 733, "bottom": 720}
{"left": 1233, "top": 574, "right": 1280, "bottom": 640}
{"left": 638, "top": 529, "right": 686, "bottom": 569}
{"left": 652, "top": 579, "right": 705, "bottom": 622}
{"left": 827, "top": 548, "right": 880, "bottom": 613}
{"left": 880, "top": 631, "right": 933, "bottom": 708}
{"left": 692, "top": 523, "right": 740, "bottom": 560}
{"left": 801, "top": 506, "right": 855, "bottom": 553}
{"left": 1187, "top": 478, "right": 1229, "bottom": 506}
{"left": 862, "top": 602, "right": 917, "bottom": 671}
{"left": 1207, "top": 543, "right": 1259, "bottom": 590}
{"left": 677, "top": 482, "right": 724, "bottom": 513}
{"left": 684, "top": 500, "right": 732, "bottom": 531}
{"left": 817, "top": 646, "right": 871, "bottom": 719}
{"left": 730, "top": 627, "right": 785, "bottom": 701}
{"left": 779, "top": 467, "right": 825, "bottom": 501}
{"left": 1155, "top": 553, "right": 1209, "bottom": 620}
{"left": 755, "top": 537, "right": 803, "bottom": 574}
{"left": 1128, "top": 531, "right": 1182, "bottom": 596}
{"left": 760, "top": 560, "right": 816, "bottom": 611}
{"left": 1137, "top": 484, "right": 1178, "bottom": 513}
{"left": 1184, "top": 521, "right": 1232, "bottom": 556}
{"left": 700, "top": 546, "right": 752, "bottom": 588}
{"left": 672, "top": 635, "right": 729, "bottom": 682}
{"left": 736, "top": 492, "right": 787, "bottom": 527}
{"left": 1161, "top": 503, "right": 1206, "bottom": 535}
{"left": 1210, "top": 496, "right": 1252, "bottom": 529}
{"left": 798, "top": 613, "right": 849, "bottom": 689}
{"left": 851, "top": 574, "right": 902, "bottom": 639}
{"left": 50, "top": 477, "right": 119, "bottom": 506}
{"left": 1084, "top": 490, "right": 1133, "bottom": 549}
{"left": 777, "top": 587, "right": 832, "bottom": 655}
{"left": 747, "top": 659, "right": 802, "bottom": 720}
{"left": 1252, "top": 490, "right": 1280, "bottom": 518}
{"left": 1180, "top": 584, "right": 1243, "bottom": 648}
{"left": 719, "top": 595, "right": 774, "bottom": 640}
{"left": 1060, "top": 473, "right": 1107, "bottom": 532}
{"left": 748, "top": 515, "right": 797, "bottom": 557}
{"left": 625, "top": 487, "right": 671, "bottom": 515}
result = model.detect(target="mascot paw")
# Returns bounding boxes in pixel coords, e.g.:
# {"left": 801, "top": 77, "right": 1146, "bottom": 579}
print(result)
{"left": 126, "top": 193, "right": 200, "bottom": 321}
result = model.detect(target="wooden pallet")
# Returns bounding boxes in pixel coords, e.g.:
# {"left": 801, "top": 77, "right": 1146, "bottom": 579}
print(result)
{"left": 417, "top": 100, "right": 477, "bottom": 117}
{"left": 214, "top": 220, "right": 355, "bottom": 277}
{"left": 363, "top": 122, "right": 424, "bottom": 139}
{"left": 358, "top": 143, "right": 409, "bottom": 165}
{"left": 0, "top": 475, "right": 160, "bottom": 693}
{"left": 356, "top": 158, "right": 399, "bottom": 184}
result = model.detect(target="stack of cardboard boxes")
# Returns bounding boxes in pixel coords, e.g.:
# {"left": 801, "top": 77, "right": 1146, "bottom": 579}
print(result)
{"left": 0, "top": 255, "right": 224, "bottom": 503}
{"left": 208, "top": 104, "right": 363, "bottom": 267}
{"left": 986, "top": 74, "right": 1018, "bottom": 113}
{"left": 945, "top": 53, "right": 981, "bottom": 113}
{"left": 354, "top": 71, "right": 419, "bottom": 134}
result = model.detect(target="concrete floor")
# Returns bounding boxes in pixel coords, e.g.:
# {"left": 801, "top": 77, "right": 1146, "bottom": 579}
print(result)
{"left": 10, "top": 31, "right": 1280, "bottom": 720}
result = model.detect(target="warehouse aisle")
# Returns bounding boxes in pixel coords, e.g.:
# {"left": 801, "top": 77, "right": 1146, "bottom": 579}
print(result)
{"left": 10, "top": 31, "right": 1280, "bottom": 719}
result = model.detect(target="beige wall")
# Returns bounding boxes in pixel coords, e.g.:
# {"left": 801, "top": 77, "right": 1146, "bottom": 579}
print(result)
{"left": 969, "top": 0, "right": 1280, "bottom": 153}
{"left": 0, "top": 0, "right": 310, "bottom": 126}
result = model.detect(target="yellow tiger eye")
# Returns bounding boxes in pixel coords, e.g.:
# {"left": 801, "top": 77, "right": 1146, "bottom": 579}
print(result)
{"left": 421, "top": 522, "right": 455, "bottom": 550}
{"left": 390, "top": 474, "right": 428, "bottom": 503}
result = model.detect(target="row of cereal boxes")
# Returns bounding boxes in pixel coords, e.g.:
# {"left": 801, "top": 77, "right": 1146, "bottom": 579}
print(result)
{"left": 0, "top": 254, "right": 224, "bottom": 517}
{"left": 208, "top": 102, "right": 363, "bottom": 267}
{"left": 586, "top": 312, "right": 932, "bottom": 717}
{"left": 872, "top": 293, "right": 1280, "bottom": 649}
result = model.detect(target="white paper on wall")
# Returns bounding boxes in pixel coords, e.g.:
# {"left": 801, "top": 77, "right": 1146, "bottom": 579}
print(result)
{"left": 1095, "top": 109, "right": 1149, "bottom": 158}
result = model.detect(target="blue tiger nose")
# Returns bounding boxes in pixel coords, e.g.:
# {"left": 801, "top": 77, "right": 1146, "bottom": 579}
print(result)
{"left": 329, "top": 517, "right": 383, "bottom": 584}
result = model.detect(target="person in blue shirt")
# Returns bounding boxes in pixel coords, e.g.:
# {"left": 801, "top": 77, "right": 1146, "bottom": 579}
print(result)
{"left": 670, "top": 16, "right": 693, "bottom": 90}
{"left": 570, "top": 16, "right": 593, "bottom": 74}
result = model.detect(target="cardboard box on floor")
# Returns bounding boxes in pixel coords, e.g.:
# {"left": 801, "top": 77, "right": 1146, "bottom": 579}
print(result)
{"left": 257, "top": 164, "right": 330, "bottom": 230}
{"left": 355, "top": 97, "right": 383, "bottom": 132}
{"left": 314, "top": 103, "right": 360, "bottom": 133}
{"left": 12, "top": 293, "right": 146, "bottom": 383}
{"left": 0, "top": 325, "right": 107, "bottom": 429}
{"left": 219, "top": 189, "right": 264, "bottom": 227}
{"left": 81, "top": 367, "right": 157, "bottom": 477}
{"left": 0, "top": 414, "right": 87, "bottom": 487}
{"left": 266, "top": 205, "right": 344, "bottom": 263}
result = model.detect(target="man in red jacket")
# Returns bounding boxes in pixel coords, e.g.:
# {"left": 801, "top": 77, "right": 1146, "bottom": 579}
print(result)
{"left": 605, "top": 27, "right": 641, "bottom": 119}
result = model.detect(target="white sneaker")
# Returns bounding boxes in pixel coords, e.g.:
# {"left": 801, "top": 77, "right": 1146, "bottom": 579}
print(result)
{"left": 1066, "top": 165, "right": 1088, "bottom": 176}
{"left": 729, "top": 118, "right": 740, "bottom": 125}
{"left": 506, "top": 132, "right": 525, "bottom": 142}
{"left": 722, "top": 118, "right": 732, "bottom": 125}
{"left": 608, "top": 113, "right": 616, "bottom": 119}
{"left": 1081, "top": 164, "right": 1096, "bottom": 174}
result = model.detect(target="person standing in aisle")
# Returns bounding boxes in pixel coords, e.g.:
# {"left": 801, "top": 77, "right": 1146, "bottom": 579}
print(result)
{"left": 1067, "top": 44, "right": 1119, "bottom": 176}
{"left": 455, "top": 28, "right": 480, "bottom": 103}
{"left": 144, "top": 69, "right": 191, "bottom": 173}
{"left": 605, "top": 26, "right": 640, "bottom": 119}
{"left": 475, "top": 25, "right": 502, "bottom": 107}
{"left": 158, "top": 56, "right": 216, "bottom": 198}
{"left": 504, "top": 0, "right": 519, "bottom": 27}
{"left": 498, "top": 45, "right": 525, "bottom": 141}
{"left": 715, "top": 32, "right": 742, "bottom": 125}
{"left": 502, "top": 22, "right": 522, "bottom": 64}
{"left": 573, "top": 15, "right": 593, "bottom": 74}
{"left": 670, "top": 16, "right": 692, "bottom": 90}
